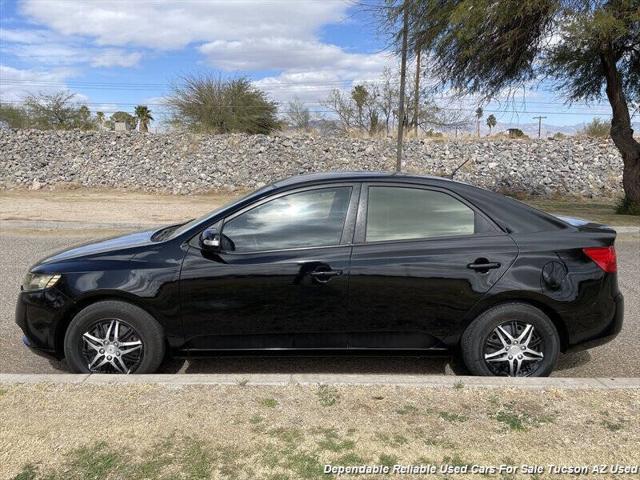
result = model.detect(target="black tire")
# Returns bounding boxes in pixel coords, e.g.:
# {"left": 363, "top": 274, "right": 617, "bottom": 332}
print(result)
{"left": 461, "top": 303, "right": 560, "bottom": 377}
{"left": 64, "top": 300, "right": 165, "bottom": 374}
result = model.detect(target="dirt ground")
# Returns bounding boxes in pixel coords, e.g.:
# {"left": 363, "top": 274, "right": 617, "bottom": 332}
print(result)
{"left": 0, "top": 189, "right": 245, "bottom": 228}
{"left": 0, "top": 383, "right": 638, "bottom": 479}
{"left": 1, "top": 189, "right": 638, "bottom": 233}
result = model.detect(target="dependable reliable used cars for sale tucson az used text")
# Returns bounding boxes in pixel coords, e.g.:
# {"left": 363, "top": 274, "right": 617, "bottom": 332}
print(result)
{"left": 16, "top": 172, "right": 623, "bottom": 376}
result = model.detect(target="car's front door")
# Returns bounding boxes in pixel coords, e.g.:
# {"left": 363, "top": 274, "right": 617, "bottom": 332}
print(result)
{"left": 179, "top": 184, "right": 359, "bottom": 350}
{"left": 347, "top": 183, "right": 518, "bottom": 349}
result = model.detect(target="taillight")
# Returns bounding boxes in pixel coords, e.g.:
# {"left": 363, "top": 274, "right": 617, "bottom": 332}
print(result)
{"left": 582, "top": 246, "right": 617, "bottom": 272}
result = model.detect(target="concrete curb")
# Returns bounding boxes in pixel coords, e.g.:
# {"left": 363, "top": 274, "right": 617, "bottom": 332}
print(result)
{"left": 1, "top": 373, "right": 639, "bottom": 389}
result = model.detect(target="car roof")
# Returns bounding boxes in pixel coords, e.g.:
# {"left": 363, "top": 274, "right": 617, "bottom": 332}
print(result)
{"left": 271, "top": 171, "right": 458, "bottom": 188}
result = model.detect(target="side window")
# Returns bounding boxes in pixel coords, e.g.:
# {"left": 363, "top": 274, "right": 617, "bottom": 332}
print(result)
{"left": 223, "top": 187, "right": 352, "bottom": 252}
{"left": 366, "top": 186, "right": 475, "bottom": 242}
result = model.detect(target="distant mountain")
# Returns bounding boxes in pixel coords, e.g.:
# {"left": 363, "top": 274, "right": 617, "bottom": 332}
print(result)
{"left": 485, "top": 121, "right": 640, "bottom": 137}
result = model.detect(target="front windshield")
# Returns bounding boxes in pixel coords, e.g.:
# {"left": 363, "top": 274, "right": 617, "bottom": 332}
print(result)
{"left": 166, "top": 185, "right": 275, "bottom": 239}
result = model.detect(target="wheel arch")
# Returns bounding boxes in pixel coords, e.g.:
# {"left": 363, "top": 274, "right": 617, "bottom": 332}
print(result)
{"left": 54, "top": 292, "right": 164, "bottom": 358}
{"left": 461, "top": 295, "right": 570, "bottom": 352}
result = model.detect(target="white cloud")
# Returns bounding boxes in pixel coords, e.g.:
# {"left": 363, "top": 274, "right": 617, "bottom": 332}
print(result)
{"left": 7, "top": 0, "right": 395, "bottom": 108}
{"left": 19, "top": 0, "right": 350, "bottom": 49}
{"left": 90, "top": 50, "right": 142, "bottom": 68}
{"left": 0, "top": 64, "right": 76, "bottom": 101}
{"left": 0, "top": 28, "right": 143, "bottom": 68}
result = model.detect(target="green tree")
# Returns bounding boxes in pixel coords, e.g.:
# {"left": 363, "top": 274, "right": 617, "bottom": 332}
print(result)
{"left": 166, "top": 75, "right": 279, "bottom": 134}
{"left": 24, "top": 91, "right": 78, "bottom": 129}
{"left": 73, "top": 105, "right": 95, "bottom": 130}
{"left": 396, "top": 0, "right": 640, "bottom": 210}
{"left": 581, "top": 117, "right": 612, "bottom": 138}
{"left": 134, "top": 105, "right": 154, "bottom": 132}
{"left": 351, "top": 84, "right": 370, "bottom": 129}
{"left": 486, "top": 114, "right": 497, "bottom": 135}
{"left": 0, "top": 104, "right": 30, "bottom": 128}
{"left": 110, "top": 111, "right": 136, "bottom": 130}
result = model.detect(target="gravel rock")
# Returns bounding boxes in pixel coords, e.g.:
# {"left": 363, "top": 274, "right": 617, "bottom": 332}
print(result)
{"left": 0, "top": 130, "right": 624, "bottom": 196}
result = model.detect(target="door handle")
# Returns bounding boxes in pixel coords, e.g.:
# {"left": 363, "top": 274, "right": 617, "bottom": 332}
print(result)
{"left": 467, "top": 260, "right": 501, "bottom": 271}
{"left": 310, "top": 270, "right": 343, "bottom": 278}
{"left": 309, "top": 269, "right": 343, "bottom": 283}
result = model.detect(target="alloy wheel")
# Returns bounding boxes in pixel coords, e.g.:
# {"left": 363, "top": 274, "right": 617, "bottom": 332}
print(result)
{"left": 483, "top": 321, "right": 544, "bottom": 377}
{"left": 81, "top": 318, "right": 144, "bottom": 373}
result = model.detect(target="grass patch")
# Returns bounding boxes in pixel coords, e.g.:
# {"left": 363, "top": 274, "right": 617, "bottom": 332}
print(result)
{"left": 442, "top": 453, "right": 471, "bottom": 468}
{"left": 261, "top": 398, "right": 279, "bottom": 408}
{"left": 12, "top": 465, "right": 37, "bottom": 480}
{"left": 316, "top": 385, "right": 339, "bottom": 407}
{"left": 315, "top": 429, "right": 356, "bottom": 453}
{"left": 249, "top": 414, "right": 264, "bottom": 424}
{"left": 12, "top": 436, "right": 213, "bottom": 480}
{"left": 395, "top": 403, "right": 418, "bottom": 415}
{"left": 453, "top": 381, "right": 465, "bottom": 390}
{"left": 335, "top": 452, "right": 366, "bottom": 465}
{"left": 282, "top": 451, "right": 324, "bottom": 479}
{"left": 492, "top": 401, "right": 555, "bottom": 432}
{"left": 438, "top": 411, "right": 469, "bottom": 423}
{"left": 378, "top": 453, "right": 399, "bottom": 468}
{"left": 601, "top": 419, "right": 624, "bottom": 432}
{"left": 524, "top": 197, "right": 640, "bottom": 226}
{"left": 268, "top": 427, "right": 304, "bottom": 446}
{"left": 375, "top": 432, "right": 409, "bottom": 447}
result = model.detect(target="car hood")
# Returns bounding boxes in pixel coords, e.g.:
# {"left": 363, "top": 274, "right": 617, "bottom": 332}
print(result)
{"left": 36, "top": 229, "right": 158, "bottom": 265}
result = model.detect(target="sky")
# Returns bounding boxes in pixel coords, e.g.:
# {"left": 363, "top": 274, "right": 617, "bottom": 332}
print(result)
{"left": 0, "top": 0, "right": 621, "bottom": 132}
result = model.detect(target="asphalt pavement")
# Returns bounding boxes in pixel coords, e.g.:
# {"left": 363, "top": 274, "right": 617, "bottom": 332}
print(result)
{"left": 1, "top": 231, "right": 638, "bottom": 377}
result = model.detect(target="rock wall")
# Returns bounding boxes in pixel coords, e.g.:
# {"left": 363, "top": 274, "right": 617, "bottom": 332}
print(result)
{"left": 0, "top": 129, "right": 623, "bottom": 196}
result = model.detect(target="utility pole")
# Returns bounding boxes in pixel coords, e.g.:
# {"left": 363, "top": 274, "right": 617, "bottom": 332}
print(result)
{"left": 533, "top": 116, "right": 547, "bottom": 138}
{"left": 412, "top": 46, "right": 421, "bottom": 137}
{"left": 396, "top": 0, "right": 409, "bottom": 173}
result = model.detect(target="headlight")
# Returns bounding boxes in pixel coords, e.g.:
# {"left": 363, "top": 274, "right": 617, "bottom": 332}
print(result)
{"left": 22, "top": 273, "right": 61, "bottom": 292}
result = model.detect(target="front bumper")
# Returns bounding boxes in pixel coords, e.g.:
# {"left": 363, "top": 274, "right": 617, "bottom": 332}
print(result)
{"left": 15, "top": 287, "right": 74, "bottom": 359}
{"left": 566, "top": 293, "right": 624, "bottom": 353}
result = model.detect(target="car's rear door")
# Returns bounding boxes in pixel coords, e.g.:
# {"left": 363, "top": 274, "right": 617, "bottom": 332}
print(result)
{"left": 179, "top": 183, "right": 359, "bottom": 350}
{"left": 347, "top": 182, "right": 518, "bottom": 349}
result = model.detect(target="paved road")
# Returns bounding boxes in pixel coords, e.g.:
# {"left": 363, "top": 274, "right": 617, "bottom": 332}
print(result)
{"left": 1, "top": 232, "right": 638, "bottom": 377}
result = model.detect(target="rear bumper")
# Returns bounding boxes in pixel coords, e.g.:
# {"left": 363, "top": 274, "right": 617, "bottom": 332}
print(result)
{"left": 566, "top": 293, "right": 624, "bottom": 353}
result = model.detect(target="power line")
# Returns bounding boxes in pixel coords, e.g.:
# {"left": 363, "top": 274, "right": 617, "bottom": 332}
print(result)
{"left": 0, "top": 99, "right": 616, "bottom": 117}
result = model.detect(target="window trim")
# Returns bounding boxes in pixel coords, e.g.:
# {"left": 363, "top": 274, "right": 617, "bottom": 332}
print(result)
{"left": 215, "top": 183, "right": 360, "bottom": 254}
{"left": 353, "top": 182, "right": 502, "bottom": 245}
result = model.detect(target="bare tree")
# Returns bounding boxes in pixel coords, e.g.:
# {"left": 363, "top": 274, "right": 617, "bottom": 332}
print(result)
{"left": 321, "top": 89, "right": 356, "bottom": 131}
{"left": 377, "top": 67, "right": 397, "bottom": 135}
{"left": 285, "top": 97, "right": 311, "bottom": 130}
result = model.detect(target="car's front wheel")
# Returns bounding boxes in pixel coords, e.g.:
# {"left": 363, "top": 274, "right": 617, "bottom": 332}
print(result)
{"left": 461, "top": 303, "right": 560, "bottom": 377}
{"left": 64, "top": 300, "right": 165, "bottom": 374}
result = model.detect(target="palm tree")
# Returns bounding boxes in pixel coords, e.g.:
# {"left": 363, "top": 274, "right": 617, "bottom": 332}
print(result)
{"left": 475, "top": 107, "right": 483, "bottom": 137}
{"left": 486, "top": 114, "right": 497, "bottom": 135}
{"left": 134, "top": 105, "right": 153, "bottom": 132}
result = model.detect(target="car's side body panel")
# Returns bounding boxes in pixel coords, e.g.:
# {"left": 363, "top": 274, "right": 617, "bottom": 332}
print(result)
{"left": 347, "top": 233, "right": 519, "bottom": 348}
{"left": 14, "top": 172, "right": 623, "bottom": 362}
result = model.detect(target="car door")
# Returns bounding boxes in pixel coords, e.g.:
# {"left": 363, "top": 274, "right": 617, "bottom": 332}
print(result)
{"left": 179, "top": 183, "right": 359, "bottom": 350}
{"left": 347, "top": 183, "right": 518, "bottom": 349}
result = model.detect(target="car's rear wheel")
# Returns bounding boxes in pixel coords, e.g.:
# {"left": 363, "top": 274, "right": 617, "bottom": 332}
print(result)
{"left": 64, "top": 300, "right": 165, "bottom": 374}
{"left": 461, "top": 303, "right": 560, "bottom": 377}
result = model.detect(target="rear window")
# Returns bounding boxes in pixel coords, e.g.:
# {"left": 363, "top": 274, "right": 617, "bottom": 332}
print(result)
{"left": 366, "top": 186, "right": 476, "bottom": 242}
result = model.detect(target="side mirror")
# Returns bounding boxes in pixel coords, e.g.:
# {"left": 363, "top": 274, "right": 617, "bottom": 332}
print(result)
{"left": 200, "top": 227, "right": 221, "bottom": 251}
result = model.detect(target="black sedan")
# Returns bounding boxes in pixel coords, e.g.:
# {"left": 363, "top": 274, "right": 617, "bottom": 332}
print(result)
{"left": 16, "top": 172, "right": 623, "bottom": 376}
